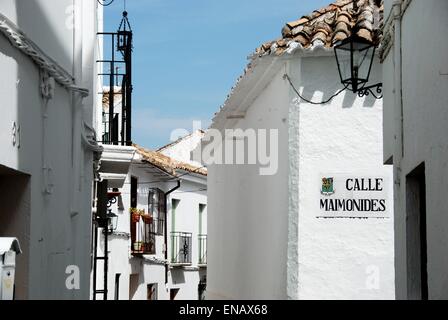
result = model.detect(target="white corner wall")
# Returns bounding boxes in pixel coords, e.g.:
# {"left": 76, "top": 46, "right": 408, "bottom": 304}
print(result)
{"left": 291, "top": 55, "right": 395, "bottom": 299}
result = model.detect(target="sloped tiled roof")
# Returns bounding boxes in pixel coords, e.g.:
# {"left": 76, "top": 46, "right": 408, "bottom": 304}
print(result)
{"left": 256, "top": 0, "right": 383, "bottom": 56}
{"left": 134, "top": 145, "right": 207, "bottom": 176}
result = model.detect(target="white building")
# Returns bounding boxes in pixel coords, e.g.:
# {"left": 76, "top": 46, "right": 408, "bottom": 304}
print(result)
{"left": 95, "top": 131, "right": 207, "bottom": 300}
{"left": 203, "top": 0, "right": 395, "bottom": 299}
{"left": 381, "top": 0, "right": 448, "bottom": 299}
{"left": 0, "top": 0, "right": 103, "bottom": 299}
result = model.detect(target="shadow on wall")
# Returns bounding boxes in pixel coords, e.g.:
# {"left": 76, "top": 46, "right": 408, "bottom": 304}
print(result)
{"left": 129, "top": 259, "right": 147, "bottom": 300}
{"left": 170, "top": 268, "right": 186, "bottom": 285}
{"left": 299, "top": 56, "right": 378, "bottom": 109}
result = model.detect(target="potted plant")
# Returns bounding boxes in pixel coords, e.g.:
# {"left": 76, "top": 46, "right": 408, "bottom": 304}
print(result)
{"left": 141, "top": 213, "right": 153, "bottom": 224}
{"left": 130, "top": 208, "right": 141, "bottom": 223}
{"left": 133, "top": 241, "right": 143, "bottom": 252}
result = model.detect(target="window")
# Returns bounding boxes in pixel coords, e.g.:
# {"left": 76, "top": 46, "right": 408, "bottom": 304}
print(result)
{"left": 147, "top": 283, "right": 158, "bottom": 300}
{"left": 130, "top": 188, "right": 164, "bottom": 255}
{"left": 130, "top": 176, "right": 138, "bottom": 208}
{"left": 171, "top": 199, "right": 180, "bottom": 233}
{"left": 198, "top": 204, "right": 206, "bottom": 235}
{"left": 198, "top": 204, "right": 207, "bottom": 265}
{"left": 406, "top": 163, "right": 428, "bottom": 300}
{"left": 148, "top": 188, "right": 166, "bottom": 236}
{"left": 131, "top": 211, "right": 156, "bottom": 255}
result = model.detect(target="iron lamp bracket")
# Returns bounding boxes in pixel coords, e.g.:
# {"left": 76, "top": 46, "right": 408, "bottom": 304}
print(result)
{"left": 356, "top": 83, "right": 383, "bottom": 99}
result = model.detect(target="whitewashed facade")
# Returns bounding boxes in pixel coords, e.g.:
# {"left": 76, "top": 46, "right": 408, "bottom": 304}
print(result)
{"left": 204, "top": 1, "right": 394, "bottom": 300}
{"left": 0, "top": 0, "right": 103, "bottom": 299}
{"left": 382, "top": 0, "right": 448, "bottom": 299}
{"left": 95, "top": 134, "right": 207, "bottom": 300}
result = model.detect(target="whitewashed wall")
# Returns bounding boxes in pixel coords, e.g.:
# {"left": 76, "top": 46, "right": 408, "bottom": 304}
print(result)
{"left": 0, "top": 0, "right": 101, "bottom": 299}
{"left": 207, "top": 51, "right": 394, "bottom": 299}
{"left": 159, "top": 130, "right": 205, "bottom": 168}
{"left": 207, "top": 65, "right": 290, "bottom": 300}
{"left": 291, "top": 55, "right": 394, "bottom": 299}
{"left": 383, "top": 0, "right": 448, "bottom": 299}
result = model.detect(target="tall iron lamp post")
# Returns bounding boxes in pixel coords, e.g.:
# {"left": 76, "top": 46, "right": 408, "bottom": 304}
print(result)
{"left": 334, "top": 35, "right": 383, "bottom": 99}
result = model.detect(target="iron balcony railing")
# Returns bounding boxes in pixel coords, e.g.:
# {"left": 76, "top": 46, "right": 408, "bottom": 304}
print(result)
{"left": 131, "top": 218, "right": 164, "bottom": 255}
{"left": 97, "top": 31, "right": 133, "bottom": 147}
{"left": 170, "top": 232, "right": 192, "bottom": 265}
{"left": 198, "top": 234, "right": 207, "bottom": 266}
{"left": 102, "top": 112, "right": 119, "bottom": 145}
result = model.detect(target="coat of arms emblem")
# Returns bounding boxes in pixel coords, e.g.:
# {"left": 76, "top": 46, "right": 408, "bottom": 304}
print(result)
{"left": 321, "top": 177, "right": 335, "bottom": 196}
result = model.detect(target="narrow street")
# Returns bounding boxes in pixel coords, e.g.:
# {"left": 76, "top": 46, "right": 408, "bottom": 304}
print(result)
{"left": 1, "top": 0, "right": 448, "bottom": 308}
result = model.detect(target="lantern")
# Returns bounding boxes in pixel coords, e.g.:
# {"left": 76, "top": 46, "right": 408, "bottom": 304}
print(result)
{"left": 334, "top": 35, "right": 376, "bottom": 94}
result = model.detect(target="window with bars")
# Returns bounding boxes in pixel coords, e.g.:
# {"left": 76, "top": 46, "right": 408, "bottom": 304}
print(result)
{"left": 148, "top": 188, "right": 166, "bottom": 236}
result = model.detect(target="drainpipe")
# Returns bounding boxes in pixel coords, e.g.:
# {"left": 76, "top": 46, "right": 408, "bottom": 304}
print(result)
{"left": 164, "top": 180, "right": 181, "bottom": 285}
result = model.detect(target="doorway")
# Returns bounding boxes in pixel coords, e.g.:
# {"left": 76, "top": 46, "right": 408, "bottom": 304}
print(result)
{"left": 406, "top": 162, "right": 428, "bottom": 300}
{"left": 0, "top": 165, "right": 30, "bottom": 299}
{"left": 170, "top": 288, "right": 179, "bottom": 300}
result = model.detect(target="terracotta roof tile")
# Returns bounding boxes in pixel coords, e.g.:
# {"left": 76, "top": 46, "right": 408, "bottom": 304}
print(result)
{"left": 134, "top": 144, "right": 207, "bottom": 177}
{"left": 257, "top": 0, "right": 383, "bottom": 56}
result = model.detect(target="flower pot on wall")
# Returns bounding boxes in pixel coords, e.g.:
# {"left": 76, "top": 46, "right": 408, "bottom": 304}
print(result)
{"left": 133, "top": 241, "right": 143, "bottom": 252}
{"left": 141, "top": 214, "right": 153, "bottom": 224}
{"left": 131, "top": 212, "right": 140, "bottom": 223}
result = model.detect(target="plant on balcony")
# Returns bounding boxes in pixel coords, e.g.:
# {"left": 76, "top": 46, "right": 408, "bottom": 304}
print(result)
{"left": 133, "top": 241, "right": 143, "bottom": 252}
{"left": 141, "top": 213, "right": 153, "bottom": 224}
{"left": 130, "top": 208, "right": 145, "bottom": 223}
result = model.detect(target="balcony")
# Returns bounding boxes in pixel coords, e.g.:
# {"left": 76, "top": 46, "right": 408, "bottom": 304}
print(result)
{"left": 102, "top": 112, "right": 119, "bottom": 145}
{"left": 97, "top": 30, "right": 132, "bottom": 147}
{"left": 198, "top": 234, "right": 207, "bottom": 267}
{"left": 97, "top": 144, "right": 135, "bottom": 189}
{"left": 170, "top": 232, "right": 192, "bottom": 266}
{"left": 131, "top": 210, "right": 156, "bottom": 255}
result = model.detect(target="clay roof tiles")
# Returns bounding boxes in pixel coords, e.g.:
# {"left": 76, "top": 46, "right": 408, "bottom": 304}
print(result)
{"left": 256, "top": 0, "right": 383, "bottom": 56}
{"left": 134, "top": 144, "right": 207, "bottom": 177}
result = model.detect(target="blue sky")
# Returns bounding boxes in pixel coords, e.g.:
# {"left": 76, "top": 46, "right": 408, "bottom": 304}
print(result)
{"left": 103, "top": 0, "right": 330, "bottom": 149}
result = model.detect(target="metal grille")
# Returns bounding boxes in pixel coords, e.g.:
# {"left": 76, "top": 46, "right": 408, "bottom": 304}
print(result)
{"left": 170, "top": 232, "right": 192, "bottom": 265}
